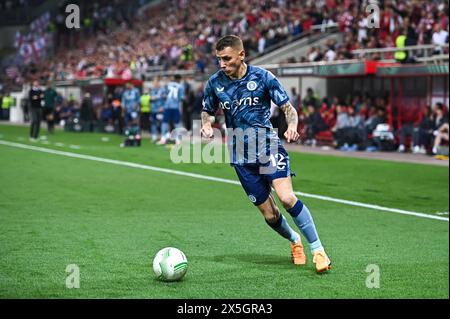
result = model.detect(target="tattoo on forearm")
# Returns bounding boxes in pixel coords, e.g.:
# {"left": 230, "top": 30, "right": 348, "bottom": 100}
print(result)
{"left": 201, "top": 111, "right": 215, "bottom": 126}
{"left": 280, "top": 102, "right": 298, "bottom": 127}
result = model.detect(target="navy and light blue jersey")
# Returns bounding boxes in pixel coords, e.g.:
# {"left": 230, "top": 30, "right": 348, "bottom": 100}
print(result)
{"left": 121, "top": 88, "right": 140, "bottom": 113}
{"left": 150, "top": 87, "right": 166, "bottom": 112}
{"left": 202, "top": 64, "right": 290, "bottom": 165}
{"left": 164, "top": 82, "right": 185, "bottom": 110}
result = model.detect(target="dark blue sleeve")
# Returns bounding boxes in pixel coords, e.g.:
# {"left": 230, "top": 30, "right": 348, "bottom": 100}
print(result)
{"left": 265, "top": 70, "right": 289, "bottom": 107}
{"left": 202, "top": 79, "right": 219, "bottom": 115}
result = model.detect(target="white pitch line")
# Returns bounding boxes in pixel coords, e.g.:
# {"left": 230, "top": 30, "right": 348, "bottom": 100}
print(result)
{"left": 293, "top": 191, "right": 448, "bottom": 221}
{"left": 0, "top": 140, "right": 448, "bottom": 222}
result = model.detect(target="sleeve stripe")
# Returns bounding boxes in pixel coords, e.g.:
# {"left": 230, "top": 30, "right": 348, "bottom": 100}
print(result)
{"left": 276, "top": 98, "right": 289, "bottom": 107}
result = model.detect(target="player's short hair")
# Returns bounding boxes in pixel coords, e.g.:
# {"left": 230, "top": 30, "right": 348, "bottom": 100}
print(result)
{"left": 215, "top": 35, "right": 243, "bottom": 51}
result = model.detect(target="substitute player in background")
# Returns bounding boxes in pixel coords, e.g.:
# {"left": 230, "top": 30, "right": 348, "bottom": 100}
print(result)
{"left": 157, "top": 75, "right": 185, "bottom": 145}
{"left": 150, "top": 77, "right": 166, "bottom": 143}
{"left": 201, "top": 35, "right": 331, "bottom": 273}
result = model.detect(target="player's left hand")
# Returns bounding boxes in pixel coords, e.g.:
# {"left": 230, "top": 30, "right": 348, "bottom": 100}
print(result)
{"left": 284, "top": 125, "right": 299, "bottom": 143}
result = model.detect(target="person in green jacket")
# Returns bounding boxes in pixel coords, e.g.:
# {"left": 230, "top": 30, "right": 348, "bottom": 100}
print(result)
{"left": 395, "top": 29, "right": 408, "bottom": 63}
{"left": 140, "top": 89, "right": 151, "bottom": 131}
{"left": 1, "top": 92, "right": 13, "bottom": 121}
{"left": 43, "top": 83, "right": 58, "bottom": 134}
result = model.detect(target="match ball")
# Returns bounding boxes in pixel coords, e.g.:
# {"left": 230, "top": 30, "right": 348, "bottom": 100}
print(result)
{"left": 153, "top": 247, "right": 188, "bottom": 281}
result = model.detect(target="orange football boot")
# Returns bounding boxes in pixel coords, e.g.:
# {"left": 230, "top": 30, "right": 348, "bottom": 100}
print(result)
{"left": 291, "top": 241, "right": 306, "bottom": 265}
{"left": 313, "top": 250, "right": 332, "bottom": 273}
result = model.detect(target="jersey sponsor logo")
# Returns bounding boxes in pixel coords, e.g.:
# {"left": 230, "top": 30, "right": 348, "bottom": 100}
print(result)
{"left": 246, "top": 81, "right": 257, "bottom": 91}
{"left": 216, "top": 86, "right": 224, "bottom": 92}
{"left": 219, "top": 97, "right": 260, "bottom": 110}
{"left": 219, "top": 101, "right": 231, "bottom": 109}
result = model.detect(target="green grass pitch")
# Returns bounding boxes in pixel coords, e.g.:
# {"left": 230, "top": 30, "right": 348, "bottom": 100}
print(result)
{"left": 0, "top": 124, "right": 448, "bottom": 298}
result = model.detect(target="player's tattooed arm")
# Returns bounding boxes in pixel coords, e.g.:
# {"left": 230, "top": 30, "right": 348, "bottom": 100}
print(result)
{"left": 201, "top": 112, "right": 215, "bottom": 138}
{"left": 280, "top": 102, "right": 298, "bottom": 127}
{"left": 279, "top": 102, "right": 300, "bottom": 142}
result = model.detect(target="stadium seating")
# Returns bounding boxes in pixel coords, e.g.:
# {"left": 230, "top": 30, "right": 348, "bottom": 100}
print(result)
{"left": 2, "top": 0, "right": 448, "bottom": 90}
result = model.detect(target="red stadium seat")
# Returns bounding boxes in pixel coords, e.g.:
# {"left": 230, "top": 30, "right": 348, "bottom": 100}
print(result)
{"left": 315, "top": 130, "right": 334, "bottom": 146}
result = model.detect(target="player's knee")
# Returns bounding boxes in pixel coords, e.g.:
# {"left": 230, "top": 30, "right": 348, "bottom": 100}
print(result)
{"left": 279, "top": 193, "right": 297, "bottom": 209}
{"left": 264, "top": 209, "right": 280, "bottom": 224}
{"left": 259, "top": 203, "right": 279, "bottom": 222}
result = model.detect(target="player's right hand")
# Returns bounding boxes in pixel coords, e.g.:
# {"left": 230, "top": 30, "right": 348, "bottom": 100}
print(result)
{"left": 201, "top": 124, "right": 214, "bottom": 138}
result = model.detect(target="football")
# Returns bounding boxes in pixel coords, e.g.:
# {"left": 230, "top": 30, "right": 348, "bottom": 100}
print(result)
{"left": 153, "top": 247, "right": 188, "bottom": 281}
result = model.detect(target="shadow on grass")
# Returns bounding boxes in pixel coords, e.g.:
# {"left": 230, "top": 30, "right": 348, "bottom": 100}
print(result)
{"left": 211, "top": 253, "right": 294, "bottom": 268}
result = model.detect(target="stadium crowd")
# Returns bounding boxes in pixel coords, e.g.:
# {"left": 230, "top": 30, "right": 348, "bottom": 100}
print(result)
{"left": 293, "top": 0, "right": 449, "bottom": 63}
{"left": 2, "top": 0, "right": 448, "bottom": 92}
{"left": 291, "top": 87, "right": 449, "bottom": 155}
{"left": 1, "top": 0, "right": 449, "bottom": 155}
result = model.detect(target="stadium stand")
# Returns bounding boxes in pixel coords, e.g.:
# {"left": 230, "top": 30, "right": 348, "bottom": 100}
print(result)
{"left": 1, "top": 0, "right": 449, "bottom": 156}
{"left": 2, "top": 0, "right": 449, "bottom": 84}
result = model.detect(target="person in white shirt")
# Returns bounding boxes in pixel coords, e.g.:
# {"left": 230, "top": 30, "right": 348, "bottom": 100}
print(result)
{"left": 432, "top": 24, "right": 449, "bottom": 55}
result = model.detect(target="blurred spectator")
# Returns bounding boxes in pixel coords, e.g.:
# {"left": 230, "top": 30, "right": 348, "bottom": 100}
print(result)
{"left": 1, "top": 92, "right": 13, "bottom": 121}
{"left": 182, "top": 78, "right": 195, "bottom": 132}
{"left": 345, "top": 105, "right": 367, "bottom": 150}
{"left": 412, "top": 106, "right": 435, "bottom": 154}
{"left": 365, "top": 106, "right": 386, "bottom": 135}
{"left": 302, "top": 87, "right": 319, "bottom": 110}
{"left": 324, "top": 41, "right": 337, "bottom": 62}
{"left": 398, "top": 101, "right": 422, "bottom": 152}
{"left": 192, "top": 85, "right": 204, "bottom": 120}
{"left": 304, "top": 105, "right": 328, "bottom": 145}
{"left": 289, "top": 87, "right": 301, "bottom": 112}
{"left": 21, "top": 95, "right": 30, "bottom": 122}
{"left": 100, "top": 101, "right": 114, "bottom": 125}
{"left": 80, "top": 92, "right": 96, "bottom": 132}
{"left": 431, "top": 102, "right": 449, "bottom": 155}
{"left": 432, "top": 123, "right": 449, "bottom": 155}
{"left": 433, "top": 102, "right": 448, "bottom": 129}
{"left": 55, "top": 100, "right": 73, "bottom": 126}
{"left": 112, "top": 98, "right": 124, "bottom": 134}
{"left": 432, "top": 23, "right": 449, "bottom": 55}
{"left": 140, "top": 89, "right": 151, "bottom": 131}
{"left": 320, "top": 98, "right": 337, "bottom": 129}
{"left": 28, "top": 80, "right": 44, "bottom": 140}
{"left": 395, "top": 28, "right": 409, "bottom": 63}
{"left": 331, "top": 104, "right": 350, "bottom": 148}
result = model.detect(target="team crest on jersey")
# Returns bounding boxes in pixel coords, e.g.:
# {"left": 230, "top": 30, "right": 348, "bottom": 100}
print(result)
{"left": 248, "top": 195, "right": 257, "bottom": 203}
{"left": 246, "top": 81, "right": 257, "bottom": 91}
